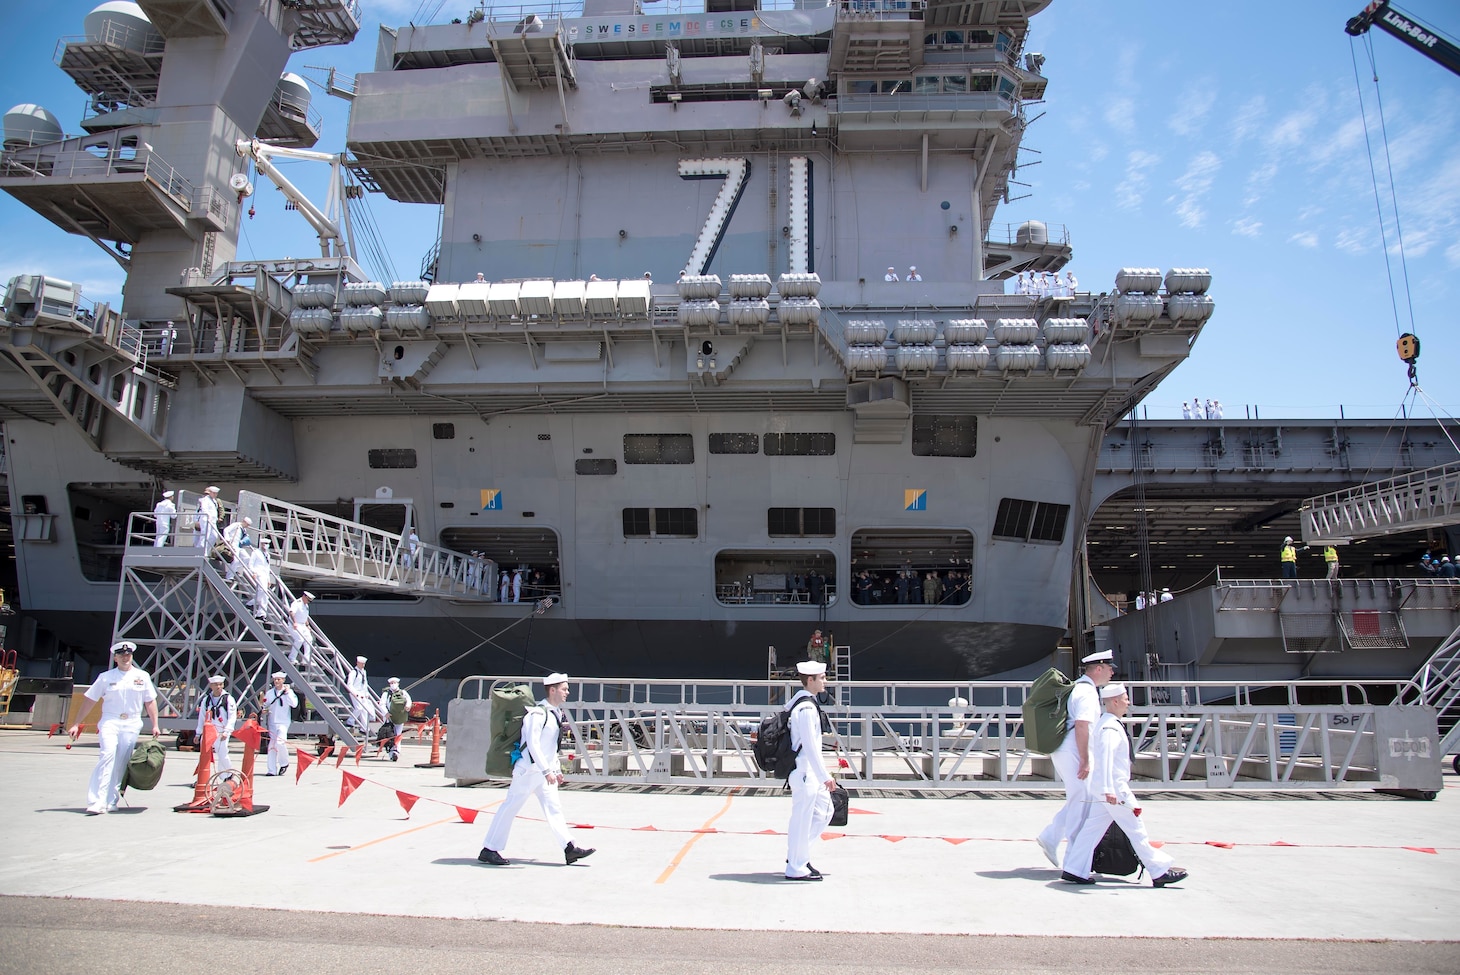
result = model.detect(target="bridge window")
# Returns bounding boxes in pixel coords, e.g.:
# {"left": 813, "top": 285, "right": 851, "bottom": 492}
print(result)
{"left": 993, "top": 497, "right": 1069, "bottom": 544}
{"left": 709, "top": 433, "right": 760, "bottom": 454}
{"left": 768, "top": 507, "right": 836, "bottom": 537}
{"left": 623, "top": 433, "right": 694, "bottom": 464}
{"left": 763, "top": 432, "right": 835, "bottom": 456}
{"left": 368, "top": 448, "right": 417, "bottom": 469}
{"left": 622, "top": 507, "right": 698, "bottom": 538}
{"left": 912, "top": 415, "right": 977, "bottom": 457}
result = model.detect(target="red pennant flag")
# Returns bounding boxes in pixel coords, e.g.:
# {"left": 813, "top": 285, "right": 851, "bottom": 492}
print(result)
{"left": 1270, "top": 840, "right": 1298, "bottom": 847}
{"left": 633, "top": 825, "right": 659, "bottom": 831}
{"left": 338, "top": 771, "right": 363, "bottom": 807}
{"left": 1150, "top": 840, "right": 1164, "bottom": 848}
{"left": 353, "top": 744, "right": 365, "bottom": 766}
{"left": 942, "top": 837, "right": 971, "bottom": 845}
{"left": 755, "top": 828, "right": 780, "bottom": 835}
{"left": 455, "top": 805, "right": 479, "bottom": 824}
{"left": 820, "top": 831, "right": 845, "bottom": 841}
{"left": 1205, "top": 841, "right": 1234, "bottom": 849}
{"left": 334, "top": 746, "right": 349, "bottom": 768}
{"left": 1403, "top": 846, "right": 1438, "bottom": 855}
{"left": 294, "top": 748, "right": 315, "bottom": 783}
{"left": 881, "top": 835, "right": 906, "bottom": 843}
{"left": 231, "top": 722, "right": 263, "bottom": 751}
{"left": 849, "top": 807, "right": 878, "bottom": 815}
{"left": 396, "top": 790, "right": 419, "bottom": 817}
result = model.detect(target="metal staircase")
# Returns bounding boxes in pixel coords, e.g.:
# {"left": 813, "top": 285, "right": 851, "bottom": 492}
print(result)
{"left": 1301, "top": 461, "right": 1460, "bottom": 544}
{"left": 1398, "top": 619, "right": 1460, "bottom": 760}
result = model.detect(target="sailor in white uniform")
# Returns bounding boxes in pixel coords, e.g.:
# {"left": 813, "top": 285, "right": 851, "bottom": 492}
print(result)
{"left": 478, "top": 673, "right": 596, "bottom": 867}
{"left": 1036, "top": 648, "right": 1114, "bottom": 868}
{"left": 499, "top": 570, "right": 511, "bottom": 603}
{"left": 194, "top": 486, "right": 220, "bottom": 549}
{"left": 1061, "top": 684, "right": 1189, "bottom": 887}
{"left": 287, "top": 591, "right": 314, "bottom": 665}
{"left": 346, "top": 655, "right": 375, "bottom": 737}
{"left": 194, "top": 674, "right": 236, "bottom": 771}
{"left": 261, "top": 672, "right": 298, "bottom": 776}
{"left": 222, "top": 515, "right": 252, "bottom": 580}
{"left": 152, "top": 490, "right": 176, "bottom": 547}
{"left": 239, "top": 537, "right": 271, "bottom": 613}
{"left": 511, "top": 567, "right": 523, "bottom": 603}
{"left": 69, "top": 641, "right": 160, "bottom": 814}
{"left": 377, "top": 677, "right": 412, "bottom": 761}
{"left": 786, "top": 660, "right": 836, "bottom": 881}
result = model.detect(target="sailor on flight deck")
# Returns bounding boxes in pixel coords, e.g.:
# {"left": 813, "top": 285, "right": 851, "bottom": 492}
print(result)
{"left": 69, "top": 641, "right": 160, "bottom": 814}
{"left": 1035, "top": 648, "right": 1114, "bottom": 869}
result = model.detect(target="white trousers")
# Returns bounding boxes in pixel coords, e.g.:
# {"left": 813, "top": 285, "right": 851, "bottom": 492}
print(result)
{"left": 267, "top": 719, "right": 290, "bottom": 774}
{"left": 195, "top": 518, "right": 218, "bottom": 549}
{"left": 154, "top": 518, "right": 171, "bottom": 547}
{"left": 1037, "top": 741, "right": 1089, "bottom": 853}
{"left": 209, "top": 725, "right": 233, "bottom": 771}
{"left": 349, "top": 696, "right": 373, "bottom": 734}
{"left": 482, "top": 760, "right": 572, "bottom": 853}
{"left": 288, "top": 626, "right": 312, "bottom": 665}
{"left": 87, "top": 718, "right": 141, "bottom": 809}
{"left": 785, "top": 765, "right": 834, "bottom": 877}
{"left": 1063, "top": 798, "right": 1174, "bottom": 880}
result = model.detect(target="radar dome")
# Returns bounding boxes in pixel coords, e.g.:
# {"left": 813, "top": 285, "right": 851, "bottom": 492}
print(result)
{"left": 83, "top": 2, "right": 162, "bottom": 53}
{"left": 3, "top": 105, "right": 63, "bottom": 151}
{"left": 1014, "top": 220, "right": 1048, "bottom": 246}
{"left": 275, "top": 73, "right": 312, "bottom": 116}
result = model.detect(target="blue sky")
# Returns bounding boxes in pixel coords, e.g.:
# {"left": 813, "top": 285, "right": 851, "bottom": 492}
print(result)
{"left": 1, "top": 0, "right": 1457, "bottom": 422}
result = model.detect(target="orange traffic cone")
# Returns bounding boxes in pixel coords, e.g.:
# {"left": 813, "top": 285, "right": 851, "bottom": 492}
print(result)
{"left": 415, "top": 711, "right": 445, "bottom": 768}
{"left": 175, "top": 721, "right": 215, "bottom": 812}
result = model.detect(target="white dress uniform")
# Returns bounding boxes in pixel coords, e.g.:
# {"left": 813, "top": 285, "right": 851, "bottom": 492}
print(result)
{"left": 194, "top": 493, "right": 219, "bottom": 549}
{"left": 262, "top": 681, "right": 298, "bottom": 774}
{"left": 377, "top": 684, "right": 413, "bottom": 758}
{"left": 1063, "top": 711, "right": 1176, "bottom": 881}
{"left": 287, "top": 596, "right": 313, "bottom": 664}
{"left": 82, "top": 665, "right": 158, "bottom": 811}
{"left": 221, "top": 519, "right": 249, "bottom": 580}
{"left": 785, "top": 689, "right": 834, "bottom": 879}
{"left": 499, "top": 571, "right": 510, "bottom": 603}
{"left": 346, "top": 663, "right": 375, "bottom": 735}
{"left": 511, "top": 568, "right": 523, "bottom": 603}
{"left": 152, "top": 495, "right": 176, "bottom": 547}
{"left": 481, "top": 700, "right": 574, "bottom": 853}
{"left": 241, "top": 543, "right": 272, "bottom": 612}
{"left": 1036, "top": 673, "right": 1100, "bottom": 860}
{"left": 195, "top": 688, "right": 237, "bottom": 771}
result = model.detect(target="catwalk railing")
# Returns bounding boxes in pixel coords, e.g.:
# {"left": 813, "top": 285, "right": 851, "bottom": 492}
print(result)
{"left": 452, "top": 676, "right": 1443, "bottom": 794}
{"left": 1300, "top": 461, "right": 1460, "bottom": 545}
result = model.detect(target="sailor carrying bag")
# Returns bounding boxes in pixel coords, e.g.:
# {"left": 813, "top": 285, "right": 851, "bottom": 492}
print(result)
{"left": 1021, "top": 667, "right": 1076, "bottom": 754}
{"left": 485, "top": 683, "right": 537, "bottom": 777}
{"left": 120, "top": 736, "right": 167, "bottom": 793}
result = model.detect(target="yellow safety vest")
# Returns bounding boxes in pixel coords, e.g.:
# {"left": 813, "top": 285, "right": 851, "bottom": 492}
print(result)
{"left": 1324, "top": 546, "right": 1338, "bottom": 564}
{"left": 1280, "top": 544, "right": 1297, "bottom": 564}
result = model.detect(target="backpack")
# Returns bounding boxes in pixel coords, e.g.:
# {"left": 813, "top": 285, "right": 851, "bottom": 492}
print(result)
{"left": 1022, "top": 667, "right": 1076, "bottom": 754}
{"left": 753, "top": 697, "right": 819, "bottom": 779}
{"left": 485, "top": 683, "right": 537, "bottom": 777}
{"left": 386, "top": 689, "right": 409, "bottom": 724}
{"left": 1091, "top": 821, "right": 1144, "bottom": 878}
{"left": 120, "top": 737, "right": 167, "bottom": 793}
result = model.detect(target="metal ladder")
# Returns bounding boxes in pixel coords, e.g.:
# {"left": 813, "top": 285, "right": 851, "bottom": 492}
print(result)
{"left": 0, "top": 650, "right": 18, "bottom": 720}
{"left": 1398, "top": 616, "right": 1460, "bottom": 759}
{"left": 833, "top": 643, "right": 852, "bottom": 706}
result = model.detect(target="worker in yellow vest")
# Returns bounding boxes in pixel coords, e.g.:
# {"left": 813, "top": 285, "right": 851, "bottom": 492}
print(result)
{"left": 1280, "top": 537, "right": 1299, "bottom": 579}
{"left": 1323, "top": 545, "right": 1339, "bottom": 580}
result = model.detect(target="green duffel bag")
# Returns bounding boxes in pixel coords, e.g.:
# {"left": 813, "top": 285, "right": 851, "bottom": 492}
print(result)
{"left": 1021, "top": 667, "right": 1075, "bottom": 755}
{"left": 485, "top": 683, "right": 537, "bottom": 778}
{"left": 120, "top": 736, "right": 167, "bottom": 793}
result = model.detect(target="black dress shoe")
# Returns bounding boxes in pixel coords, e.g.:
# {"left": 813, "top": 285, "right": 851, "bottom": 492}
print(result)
{"left": 784, "top": 872, "right": 823, "bottom": 882}
{"left": 1153, "top": 867, "right": 1188, "bottom": 887}
{"left": 564, "top": 843, "right": 596, "bottom": 864}
{"left": 478, "top": 848, "right": 509, "bottom": 866}
{"left": 1061, "top": 871, "right": 1096, "bottom": 885}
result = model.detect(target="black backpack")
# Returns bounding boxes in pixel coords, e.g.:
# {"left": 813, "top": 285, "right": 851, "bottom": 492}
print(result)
{"left": 753, "top": 698, "right": 819, "bottom": 779}
{"left": 1091, "top": 822, "right": 1144, "bottom": 878}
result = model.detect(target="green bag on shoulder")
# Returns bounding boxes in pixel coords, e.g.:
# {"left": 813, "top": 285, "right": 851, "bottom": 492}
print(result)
{"left": 485, "top": 683, "right": 536, "bottom": 777}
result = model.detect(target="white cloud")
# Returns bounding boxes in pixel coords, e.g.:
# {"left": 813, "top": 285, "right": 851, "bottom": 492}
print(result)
{"left": 1169, "top": 81, "right": 1217, "bottom": 138}
{"left": 1335, "top": 227, "right": 1373, "bottom": 255}
{"left": 1087, "top": 143, "right": 1109, "bottom": 163}
{"left": 1232, "top": 217, "right": 1263, "bottom": 238}
{"left": 1446, "top": 241, "right": 1460, "bottom": 267}
{"left": 1168, "top": 150, "right": 1221, "bottom": 229}
{"left": 1287, "top": 231, "right": 1318, "bottom": 248}
{"left": 1104, "top": 97, "right": 1136, "bottom": 135}
{"left": 1114, "top": 150, "right": 1160, "bottom": 210}
{"left": 1230, "top": 96, "right": 1267, "bottom": 144}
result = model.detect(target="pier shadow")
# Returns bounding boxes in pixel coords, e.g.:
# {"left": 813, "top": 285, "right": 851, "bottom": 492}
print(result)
{"left": 709, "top": 872, "right": 809, "bottom": 885}
{"left": 975, "top": 867, "right": 1059, "bottom": 881}
{"left": 433, "top": 857, "right": 554, "bottom": 868}
{"left": 39, "top": 806, "right": 148, "bottom": 815}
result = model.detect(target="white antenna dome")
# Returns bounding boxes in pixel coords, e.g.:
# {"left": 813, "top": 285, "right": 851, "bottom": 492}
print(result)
{"left": 3, "top": 104, "right": 63, "bottom": 151}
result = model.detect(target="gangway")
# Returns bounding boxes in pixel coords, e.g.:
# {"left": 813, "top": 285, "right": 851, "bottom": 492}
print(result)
{"left": 236, "top": 491, "right": 495, "bottom": 600}
{"left": 1299, "top": 461, "right": 1460, "bottom": 545}
{"left": 1398, "top": 621, "right": 1460, "bottom": 769}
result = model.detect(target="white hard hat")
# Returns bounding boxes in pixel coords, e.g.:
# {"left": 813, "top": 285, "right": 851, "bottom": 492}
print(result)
{"left": 1284, "top": 536, "right": 1294, "bottom": 544}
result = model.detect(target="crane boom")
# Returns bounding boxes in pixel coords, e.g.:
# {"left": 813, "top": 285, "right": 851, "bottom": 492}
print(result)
{"left": 1346, "top": 1, "right": 1460, "bottom": 76}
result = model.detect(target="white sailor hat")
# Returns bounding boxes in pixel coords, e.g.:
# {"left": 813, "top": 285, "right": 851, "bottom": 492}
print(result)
{"left": 271, "top": 672, "right": 287, "bottom": 680}
{"left": 162, "top": 490, "right": 174, "bottom": 498}
{"left": 796, "top": 660, "right": 827, "bottom": 676}
{"left": 356, "top": 655, "right": 368, "bottom": 664}
{"left": 302, "top": 591, "right": 315, "bottom": 600}
{"left": 1081, "top": 649, "right": 1114, "bottom": 664}
{"left": 1162, "top": 587, "right": 1171, "bottom": 593}
{"left": 387, "top": 677, "right": 400, "bottom": 686}
{"left": 110, "top": 640, "right": 137, "bottom": 655}
{"left": 544, "top": 672, "right": 570, "bottom": 686}
{"left": 207, "top": 674, "right": 225, "bottom": 684}
{"left": 205, "top": 485, "right": 220, "bottom": 494}
{"left": 1100, "top": 682, "right": 1128, "bottom": 700}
